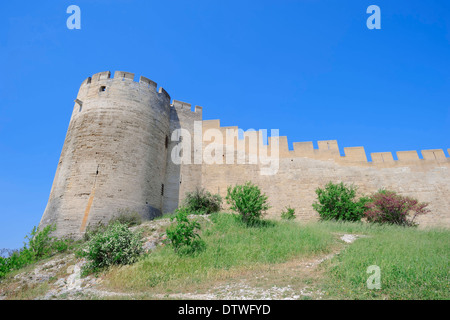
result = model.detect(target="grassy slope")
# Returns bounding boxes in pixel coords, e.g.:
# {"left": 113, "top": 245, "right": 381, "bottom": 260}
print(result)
{"left": 104, "top": 213, "right": 336, "bottom": 293}
{"left": 316, "top": 221, "right": 449, "bottom": 300}
{"left": 103, "top": 213, "right": 449, "bottom": 299}
{"left": 2, "top": 213, "right": 448, "bottom": 300}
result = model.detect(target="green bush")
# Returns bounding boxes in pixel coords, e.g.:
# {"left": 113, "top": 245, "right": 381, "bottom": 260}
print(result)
{"left": 183, "top": 188, "right": 222, "bottom": 215}
{"left": 226, "top": 181, "right": 270, "bottom": 226}
{"left": 83, "top": 221, "right": 108, "bottom": 242}
{"left": 81, "top": 222, "right": 143, "bottom": 274}
{"left": 0, "top": 224, "right": 69, "bottom": 279}
{"left": 83, "top": 210, "right": 142, "bottom": 242}
{"left": 166, "top": 207, "right": 205, "bottom": 255}
{"left": 312, "top": 182, "right": 369, "bottom": 222}
{"left": 26, "top": 225, "right": 56, "bottom": 259}
{"left": 281, "top": 206, "right": 296, "bottom": 220}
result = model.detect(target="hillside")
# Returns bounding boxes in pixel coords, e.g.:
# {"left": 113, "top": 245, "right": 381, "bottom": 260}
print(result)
{"left": 1, "top": 213, "right": 448, "bottom": 300}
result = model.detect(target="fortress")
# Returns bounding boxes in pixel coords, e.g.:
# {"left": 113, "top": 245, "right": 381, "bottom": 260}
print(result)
{"left": 40, "top": 71, "right": 450, "bottom": 238}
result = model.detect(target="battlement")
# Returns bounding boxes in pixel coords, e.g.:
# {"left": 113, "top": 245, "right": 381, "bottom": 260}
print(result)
{"left": 80, "top": 71, "right": 171, "bottom": 100}
{"left": 171, "top": 100, "right": 204, "bottom": 113}
{"left": 158, "top": 87, "right": 171, "bottom": 101}
{"left": 201, "top": 120, "right": 449, "bottom": 167}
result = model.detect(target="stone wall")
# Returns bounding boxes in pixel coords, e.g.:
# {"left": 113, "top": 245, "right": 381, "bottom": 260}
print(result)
{"left": 200, "top": 120, "right": 450, "bottom": 228}
{"left": 163, "top": 101, "right": 203, "bottom": 214}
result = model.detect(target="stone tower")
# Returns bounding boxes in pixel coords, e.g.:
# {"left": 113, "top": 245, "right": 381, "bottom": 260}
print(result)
{"left": 40, "top": 71, "right": 175, "bottom": 238}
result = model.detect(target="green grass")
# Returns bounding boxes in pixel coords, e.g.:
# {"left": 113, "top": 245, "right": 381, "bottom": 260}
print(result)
{"left": 314, "top": 221, "right": 450, "bottom": 300}
{"left": 4, "top": 212, "right": 446, "bottom": 300}
{"left": 104, "top": 213, "right": 335, "bottom": 292}
{"left": 105, "top": 215, "right": 449, "bottom": 299}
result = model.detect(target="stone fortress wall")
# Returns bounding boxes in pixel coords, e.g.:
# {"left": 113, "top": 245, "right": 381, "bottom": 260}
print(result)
{"left": 40, "top": 71, "right": 450, "bottom": 238}
{"left": 199, "top": 120, "right": 450, "bottom": 228}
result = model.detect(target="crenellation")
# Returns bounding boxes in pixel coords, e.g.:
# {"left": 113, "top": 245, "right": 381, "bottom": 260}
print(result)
{"left": 371, "top": 152, "right": 395, "bottom": 163}
{"left": 81, "top": 77, "right": 92, "bottom": 86}
{"left": 139, "top": 76, "right": 157, "bottom": 89}
{"left": 172, "top": 100, "right": 191, "bottom": 111}
{"left": 268, "top": 136, "right": 289, "bottom": 157}
{"left": 114, "top": 71, "right": 135, "bottom": 81}
{"left": 318, "top": 140, "right": 339, "bottom": 152}
{"left": 293, "top": 141, "right": 314, "bottom": 156}
{"left": 343, "top": 147, "right": 368, "bottom": 162}
{"left": 194, "top": 105, "right": 203, "bottom": 114}
{"left": 91, "top": 71, "right": 111, "bottom": 82}
{"left": 421, "top": 149, "right": 447, "bottom": 161}
{"left": 202, "top": 119, "right": 220, "bottom": 130}
{"left": 397, "top": 150, "right": 420, "bottom": 161}
{"left": 158, "top": 87, "right": 171, "bottom": 101}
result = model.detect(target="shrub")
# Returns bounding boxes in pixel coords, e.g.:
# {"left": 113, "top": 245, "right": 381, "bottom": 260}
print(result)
{"left": 0, "top": 224, "right": 67, "bottom": 279}
{"left": 166, "top": 208, "right": 205, "bottom": 255}
{"left": 364, "top": 190, "right": 430, "bottom": 226}
{"left": 183, "top": 188, "right": 222, "bottom": 215}
{"left": 81, "top": 222, "right": 143, "bottom": 274}
{"left": 52, "top": 238, "right": 73, "bottom": 253}
{"left": 281, "top": 206, "right": 296, "bottom": 220}
{"left": 83, "top": 210, "right": 142, "bottom": 242}
{"left": 25, "top": 225, "right": 56, "bottom": 259}
{"left": 83, "top": 221, "right": 108, "bottom": 242}
{"left": 226, "top": 181, "right": 270, "bottom": 226}
{"left": 312, "top": 182, "right": 369, "bottom": 222}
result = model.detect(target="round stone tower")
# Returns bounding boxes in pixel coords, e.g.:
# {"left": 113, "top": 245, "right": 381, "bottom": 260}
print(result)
{"left": 40, "top": 71, "right": 172, "bottom": 238}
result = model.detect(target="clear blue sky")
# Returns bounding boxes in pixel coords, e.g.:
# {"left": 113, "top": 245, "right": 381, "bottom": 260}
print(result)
{"left": 0, "top": 0, "right": 449, "bottom": 249}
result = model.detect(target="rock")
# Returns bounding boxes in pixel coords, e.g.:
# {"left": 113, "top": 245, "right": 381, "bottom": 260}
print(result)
{"left": 67, "top": 265, "right": 75, "bottom": 274}
{"left": 66, "top": 264, "right": 83, "bottom": 290}
{"left": 143, "top": 240, "right": 157, "bottom": 252}
{"left": 340, "top": 234, "right": 358, "bottom": 243}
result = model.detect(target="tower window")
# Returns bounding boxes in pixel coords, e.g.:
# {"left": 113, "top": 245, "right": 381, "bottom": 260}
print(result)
{"left": 99, "top": 86, "right": 106, "bottom": 92}
{"left": 161, "top": 184, "right": 164, "bottom": 196}
{"left": 165, "top": 135, "right": 169, "bottom": 149}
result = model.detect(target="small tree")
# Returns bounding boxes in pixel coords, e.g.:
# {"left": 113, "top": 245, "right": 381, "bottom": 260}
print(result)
{"left": 25, "top": 224, "right": 56, "bottom": 259}
{"left": 281, "top": 206, "right": 296, "bottom": 220}
{"left": 364, "top": 190, "right": 430, "bottom": 227}
{"left": 226, "top": 181, "right": 270, "bottom": 225}
{"left": 183, "top": 188, "right": 222, "bottom": 215}
{"left": 166, "top": 207, "right": 205, "bottom": 255}
{"left": 312, "top": 182, "right": 369, "bottom": 222}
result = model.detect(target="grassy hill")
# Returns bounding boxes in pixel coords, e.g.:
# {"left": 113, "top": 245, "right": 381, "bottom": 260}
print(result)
{"left": 0, "top": 212, "right": 448, "bottom": 300}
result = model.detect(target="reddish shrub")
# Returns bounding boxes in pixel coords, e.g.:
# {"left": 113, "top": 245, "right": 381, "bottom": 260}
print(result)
{"left": 364, "top": 190, "right": 430, "bottom": 227}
